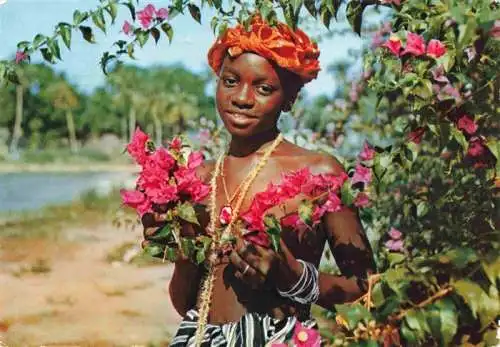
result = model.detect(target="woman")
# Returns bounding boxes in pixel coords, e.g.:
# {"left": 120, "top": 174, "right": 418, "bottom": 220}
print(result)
{"left": 142, "top": 14, "right": 376, "bottom": 347}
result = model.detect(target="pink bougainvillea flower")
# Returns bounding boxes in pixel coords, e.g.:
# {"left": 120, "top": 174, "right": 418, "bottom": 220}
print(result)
{"left": 385, "top": 239, "right": 404, "bottom": 252}
{"left": 408, "top": 127, "right": 425, "bottom": 144}
{"left": 271, "top": 344, "right": 288, "bottom": 347}
{"left": 457, "top": 115, "right": 478, "bottom": 135}
{"left": 381, "top": 35, "right": 402, "bottom": 56}
{"left": 431, "top": 65, "right": 449, "bottom": 84}
{"left": 359, "top": 141, "right": 376, "bottom": 161}
{"left": 187, "top": 179, "right": 210, "bottom": 202}
{"left": 137, "top": 4, "right": 156, "bottom": 29}
{"left": 323, "top": 193, "right": 343, "bottom": 213}
{"left": 156, "top": 7, "right": 169, "bottom": 20}
{"left": 169, "top": 136, "right": 182, "bottom": 151}
{"left": 402, "top": 32, "right": 426, "bottom": 56}
{"left": 292, "top": 321, "right": 321, "bottom": 347}
{"left": 244, "top": 230, "right": 270, "bottom": 248}
{"left": 187, "top": 151, "right": 204, "bottom": 169}
{"left": 127, "top": 127, "right": 150, "bottom": 165}
{"left": 15, "top": 51, "right": 28, "bottom": 64}
{"left": 354, "top": 192, "right": 370, "bottom": 208}
{"left": 489, "top": 20, "right": 500, "bottom": 38}
{"left": 467, "top": 137, "right": 486, "bottom": 157}
{"left": 121, "top": 189, "right": 146, "bottom": 207}
{"left": 219, "top": 205, "right": 232, "bottom": 225}
{"left": 388, "top": 227, "right": 402, "bottom": 240}
{"left": 150, "top": 147, "right": 175, "bottom": 171}
{"left": 380, "top": 0, "right": 401, "bottom": 5}
{"left": 436, "top": 84, "right": 462, "bottom": 103}
{"left": 122, "top": 20, "right": 133, "bottom": 35}
{"left": 351, "top": 164, "right": 372, "bottom": 185}
{"left": 426, "top": 39, "right": 447, "bottom": 58}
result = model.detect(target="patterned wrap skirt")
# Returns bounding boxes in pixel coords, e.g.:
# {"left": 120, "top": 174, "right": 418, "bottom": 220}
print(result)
{"left": 169, "top": 309, "right": 319, "bottom": 347}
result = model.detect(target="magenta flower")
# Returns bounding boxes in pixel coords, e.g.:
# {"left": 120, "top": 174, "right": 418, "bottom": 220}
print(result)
{"left": 431, "top": 65, "right": 449, "bottom": 84}
{"left": 168, "top": 137, "right": 182, "bottom": 151}
{"left": 385, "top": 239, "right": 404, "bottom": 252}
{"left": 380, "top": 0, "right": 401, "bottom": 5}
{"left": 408, "top": 127, "right": 425, "bottom": 144}
{"left": 467, "top": 137, "right": 486, "bottom": 157}
{"left": 219, "top": 205, "right": 232, "bottom": 225}
{"left": 359, "top": 141, "right": 376, "bottom": 161}
{"left": 292, "top": 321, "right": 321, "bottom": 347}
{"left": 381, "top": 35, "right": 402, "bottom": 56}
{"left": 122, "top": 20, "right": 133, "bottom": 35}
{"left": 457, "top": 115, "right": 478, "bottom": 135}
{"left": 426, "top": 39, "right": 447, "bottom": 58}
{"left": 351, "top": 164, "right": 372, "bottom": 185}
{"left": 156, "top": 7, "right": 169, "bottom": 20}
{"left": 137, "top": 4, "right": 156, "bottom": 29}
{"left": 388, "top": 227, "right": 402, "bottom": 240}
{"left": 402, "top": 32, "right": 426, "bottom": 56}
{"left": 354, "top": 192, "right": 370, "bottom": 208}
{"left": 15, "top": 51, "right": 28, "bottom": 64}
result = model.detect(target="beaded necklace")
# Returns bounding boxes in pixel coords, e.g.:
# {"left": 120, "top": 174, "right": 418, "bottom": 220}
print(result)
{"left": 194, "top": 133, "right": 284, "bottom": 347}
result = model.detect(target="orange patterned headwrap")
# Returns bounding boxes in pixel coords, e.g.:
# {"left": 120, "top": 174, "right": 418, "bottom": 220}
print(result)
{"left": 207, "top": 15, "right": 320, "bottom": 84}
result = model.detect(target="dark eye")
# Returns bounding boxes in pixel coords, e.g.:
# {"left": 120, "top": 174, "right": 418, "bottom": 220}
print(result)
{"left": 257, "top": 84, "right": 274, "bottom": 96}
{"left": 222, "top": 76, "right": 238, "bottom": 87}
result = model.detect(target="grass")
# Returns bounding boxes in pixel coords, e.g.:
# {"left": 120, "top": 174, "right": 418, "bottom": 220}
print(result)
{"left": 105, "top": 241, "right": 163, "bottom": 267}
{"left": 0, "top": 188, "right": 135, "bottom": 240}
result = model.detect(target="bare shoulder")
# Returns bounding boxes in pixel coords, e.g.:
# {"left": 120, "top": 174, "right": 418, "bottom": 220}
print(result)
{"left": 281, "top": 141, "right": 344, "bottom": 176}
{"left": 195, "top": 159, "right": 216, "bottom": 183}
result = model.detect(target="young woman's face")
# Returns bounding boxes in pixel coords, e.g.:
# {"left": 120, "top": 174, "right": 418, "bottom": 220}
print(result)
{"left": 216, "top": 52, "right": 288, "bottom": 138}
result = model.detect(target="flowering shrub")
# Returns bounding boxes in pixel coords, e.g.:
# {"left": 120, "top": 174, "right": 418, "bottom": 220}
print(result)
{"left": 120, "top": 127, "right": 212, "bottom": 263}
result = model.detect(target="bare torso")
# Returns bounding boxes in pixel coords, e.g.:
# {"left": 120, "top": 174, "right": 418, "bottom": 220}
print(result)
{"left": 193, "top": 140, "right": 342, "bottom": 324}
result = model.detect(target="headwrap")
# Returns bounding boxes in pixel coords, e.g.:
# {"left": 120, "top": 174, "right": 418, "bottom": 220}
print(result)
{"left": 207, "top": 14, "right": 320, "bottom": 84}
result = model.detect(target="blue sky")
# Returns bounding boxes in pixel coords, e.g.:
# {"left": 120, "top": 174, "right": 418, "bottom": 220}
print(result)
{"left": 0, "top": 0, "right": 368, "bottom": 98}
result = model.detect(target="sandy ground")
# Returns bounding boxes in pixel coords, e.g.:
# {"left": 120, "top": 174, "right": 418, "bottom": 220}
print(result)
{"left": 0, "top": 223, "right": 182, "bottom": 347}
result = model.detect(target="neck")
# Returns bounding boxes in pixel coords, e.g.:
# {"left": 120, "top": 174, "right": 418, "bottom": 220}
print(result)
{"left": 228, "top": 127, "right": 280, "bottom": 157}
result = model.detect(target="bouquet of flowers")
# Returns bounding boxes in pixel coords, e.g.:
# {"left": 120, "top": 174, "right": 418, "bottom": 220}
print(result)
{"left": 120, "top": 127, "right": 211, "bottom": 263}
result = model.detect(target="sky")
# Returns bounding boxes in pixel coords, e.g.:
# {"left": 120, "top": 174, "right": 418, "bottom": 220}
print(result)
{"left": 0, "top": 0, "right": 368, "bottom": 98}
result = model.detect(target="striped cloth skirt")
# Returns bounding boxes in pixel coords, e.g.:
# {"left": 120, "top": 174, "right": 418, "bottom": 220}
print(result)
{"left": 169, "top": 309, "right": 319, "bottom": 347}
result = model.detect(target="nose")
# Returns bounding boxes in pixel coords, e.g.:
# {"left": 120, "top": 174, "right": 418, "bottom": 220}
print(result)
{"left": 231, "top": 83, "right": 254, "bottom": 109}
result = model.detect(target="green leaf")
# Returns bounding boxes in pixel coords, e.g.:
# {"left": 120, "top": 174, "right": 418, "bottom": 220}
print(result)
{"left": 33, "top": 34, "right": 47, "bottom": 49}
{"left": 346, "top": 1, "right": 365, "bottom": 35}
{"left": 264, "top": 215, "right": 282, "bottom": 252}
{"left": 303, "top": 0, "right": 316, "bottom": 16}
{"left": 136, "top": 30, "right": 149, "bottom": 47}
{"left": 161, "top": 23, "right": 174, "bottom": 43}
{"left": 124, "top": 0, "right": 136, "bottom": 20}
{"left": 319, "top": 2, "right": 332, "bottom": 28}
{"left": 188, "top": 3, "right": 202, "bottom": 23}
{"left": 58, "top": 23, "right": 72, "bottom": 49}
{"left": 210, "top": 17, "right": 218, "bottom": 34}
{"left": 291, "top": 0, "right": 302, "bottom": 15}
{"left": 177, "top": 202, "right": 200, "bottom": 225}
{"left": 326, "top": 0, "right": 341, "bottom": 19}
{"left": 485, "top": 138, "right": 499, "bottom": 160}
{"left": 105, "top": 2, "right": 118, "bottom": 23}
{"left": 435, "top": 298, "right": 458, "bottom": 346}
{"left": 92, "top": 9, "right": 107, "bottom": 33}
{"left": 79, "top": 26, "right": 95, "bottom": 43}
{"left": 6, "top": 69, "right": 20, "bottom": 84}
{"left": 340, "top": 181, "right": 355, "bottom": 206}
{"left": 404, "top": 309, "right": 431, "bottom": 341}
{"left": 453, "top": 279, "right": 500, "bottom": 328}
{"left": 450, "top": 126, "right": 468, "bottom": 151}
{"left": 16, "top": 41, "right": 31, "bottom": 50}
{"left": 47, "top": 38, "right": 61, "bottom": 60}
{"left": 144, "top": 243, "right": 164, "bottom": 258}
{"left": 298, "top": 199, "right": 313, "bottom": 225}
{"left": 127, "top": 43, "right": 135, "bottom": 59}
{"left": 100, "top": 52, "right": 117, "bottom": 75}
{"left": 151, "top": 28, "right": 161, "bottom": 44}
{"left": 482, "top": 258, "right": 500, "bottom": 285}
{"left": 40, "top": 47, "right": 54, "bottom": 63}
{"left": 334, "top": 303, "right": 372, "bottom": 330}
{"left": 73, "top": 10, "right": 89, "bottom": 26}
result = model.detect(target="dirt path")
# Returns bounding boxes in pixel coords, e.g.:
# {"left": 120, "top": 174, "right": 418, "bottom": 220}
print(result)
{"left": 0, "top": 222, "right": 183, "bottom": 347}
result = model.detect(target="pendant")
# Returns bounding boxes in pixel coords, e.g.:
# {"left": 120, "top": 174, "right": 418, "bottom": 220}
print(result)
{"left": 219, "top": 205, "right": 232, "bottom": 225}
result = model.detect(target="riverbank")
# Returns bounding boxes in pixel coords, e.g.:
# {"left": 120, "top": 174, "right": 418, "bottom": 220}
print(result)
{"left": 0, "top": 162, "right": 139, "bottom": 173}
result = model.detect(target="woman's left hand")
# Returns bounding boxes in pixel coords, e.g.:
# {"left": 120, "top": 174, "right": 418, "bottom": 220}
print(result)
{"left": 229, "top": 238, "right": 303, "bottom": 290}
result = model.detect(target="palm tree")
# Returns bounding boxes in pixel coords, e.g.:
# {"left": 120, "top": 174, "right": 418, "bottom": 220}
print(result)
{"left": 43, "top": 79, "right": 80, "bottom": 153}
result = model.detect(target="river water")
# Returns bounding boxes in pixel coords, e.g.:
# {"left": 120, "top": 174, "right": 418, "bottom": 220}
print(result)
{"left": 0, "top": 172, "right": 133, "bottom": 213}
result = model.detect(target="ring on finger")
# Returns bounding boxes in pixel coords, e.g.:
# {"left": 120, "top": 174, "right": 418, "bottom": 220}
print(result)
{"left": 241, "top": 264, "right": 250, "bottom": 275}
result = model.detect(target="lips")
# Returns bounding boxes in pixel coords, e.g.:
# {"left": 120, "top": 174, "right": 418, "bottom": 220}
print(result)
{"left": 225, "top": 111, "right": 255, "bottom": 127}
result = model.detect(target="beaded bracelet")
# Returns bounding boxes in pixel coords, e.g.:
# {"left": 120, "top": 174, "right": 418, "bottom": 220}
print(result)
{"left": 277, "top": 259, "right": 320, "bottom": 305}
